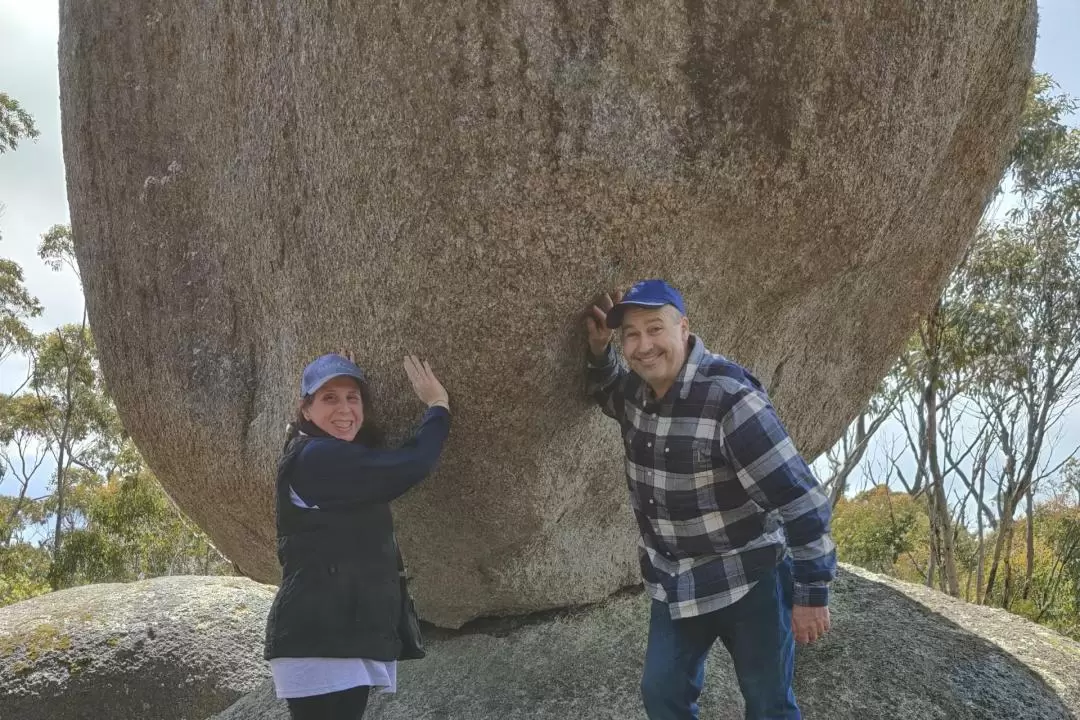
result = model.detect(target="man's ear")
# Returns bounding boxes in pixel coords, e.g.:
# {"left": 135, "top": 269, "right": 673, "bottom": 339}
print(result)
{"left": 680, "top": 314, "right": 690, "bottom": 337}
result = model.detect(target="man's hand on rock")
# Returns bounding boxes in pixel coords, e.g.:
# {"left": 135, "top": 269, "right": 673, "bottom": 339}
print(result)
{"left": 792, "top": 605, "right": 831, "bottom": 644}
{"left": 585, "top": 290, "right": 622, "bottom": 357}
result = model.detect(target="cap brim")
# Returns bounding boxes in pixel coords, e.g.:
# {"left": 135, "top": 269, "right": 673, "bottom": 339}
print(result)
{"left": 306, "top": 371, "right": 365, "bottom": 395}
{"left": 606, "top": 301, "right": 668, "bottom": 329}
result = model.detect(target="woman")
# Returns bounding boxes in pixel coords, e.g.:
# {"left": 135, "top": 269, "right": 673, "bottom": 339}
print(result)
{"left": 264, "top": 352, "right": 450, "bottom": 719}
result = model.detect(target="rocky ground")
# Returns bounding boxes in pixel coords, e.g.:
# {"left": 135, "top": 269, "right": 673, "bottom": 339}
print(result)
{"left": 214, "top": 565, "right": 1080, "bottom": 719}
{"left": 0, "top": 575, "right": 274, "bottom": 720}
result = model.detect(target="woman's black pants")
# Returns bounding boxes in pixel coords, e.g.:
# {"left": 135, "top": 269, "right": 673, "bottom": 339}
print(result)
{"left": 286, "top": 685, "right": 370, "bottom": 720}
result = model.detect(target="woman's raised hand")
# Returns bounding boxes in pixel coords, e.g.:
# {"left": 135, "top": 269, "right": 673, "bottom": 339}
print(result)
{"left": 403, "top": 355, "right": 449, "bottom": 409}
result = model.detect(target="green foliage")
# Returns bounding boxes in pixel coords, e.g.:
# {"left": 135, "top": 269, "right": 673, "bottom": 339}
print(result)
{"left": 832, "top": 487, "right": 926, "bottom": 575}
{"left": 49, "top": 466, "right": 231, "bottom": 588}
{"left": 834, "top": 490, "right": 1080, "bottom": 641}
{"left": 1007, "top": 74, "right": 1080, "bottom": 228}
{"left": 0, "top": 92, "right": 39, "bottom": 155}
{"left": 0, "top": 254, "right": 42, "bottom": 363}
{"left": 28, "top": 323, "right": 115, "bottom": 454}
{"left": 0, "top": 542, "right": 50, "bottom": 607}
{"left": 963, "top": 220, "right": 1080, "bottom": 392}
{"left": 0, "top": 393, "right": 54, "bottom": 445}
{"left": 38, "top": 225, "right": 76, "bottom": 275}
{"left": 1015, "top": 497, "right": 1080, "bottom": 637}
{"left": 1008, "top": 76, "right": 1076, "bottom": 188}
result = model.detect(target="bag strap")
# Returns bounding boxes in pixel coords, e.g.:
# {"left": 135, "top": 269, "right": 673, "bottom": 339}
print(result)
{"left": 394, "top": 536, "right": 407, "bottom": 576}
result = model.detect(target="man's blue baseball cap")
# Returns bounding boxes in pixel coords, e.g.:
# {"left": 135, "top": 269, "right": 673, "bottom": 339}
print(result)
{"left": 300, "top": 353, "right": 368, "bottom": 397}
{"left": 606, "top": 279, "right": 686, "bottom": 329}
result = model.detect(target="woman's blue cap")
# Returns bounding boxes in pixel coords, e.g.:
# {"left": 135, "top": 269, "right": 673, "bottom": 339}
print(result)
{"left": 606, "top": 279, "right": 686, "bottom": 329}
{"left": 301, "top": 354, "right": 367, "bottom": 397}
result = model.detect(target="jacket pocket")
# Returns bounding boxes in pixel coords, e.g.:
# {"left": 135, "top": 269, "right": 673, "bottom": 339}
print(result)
{"left": 351, "top": 569, "right": 398, "bottom": 639}
{"left": 274, "top": 565, "right": 353, "bottom": 639}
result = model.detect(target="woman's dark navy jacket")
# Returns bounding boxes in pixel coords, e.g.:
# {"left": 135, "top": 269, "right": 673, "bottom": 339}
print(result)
{"left": 264, "top": 406, "right": 450, "bottom": 661}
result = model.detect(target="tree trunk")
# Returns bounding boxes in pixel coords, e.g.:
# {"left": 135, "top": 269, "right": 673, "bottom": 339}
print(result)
{"left": 976, "top": 525, "right": 986, "bottom": 604}
{"left": 828, "top": 472, "right": 847, "bottom": 508}
{"left": 52, "top": 445, "right": 70, "bottom": 559}
{"left": 984, "top": 496, "right": 1015, "bottom": 603}
{"left": 932, "top": 480, "right": 960, "bottom": 595}
{"left": 923, "top": 335, "right": 960, "bottom": 597}
{"left": 975, "top": 464, "right": 986, "bottom": 604}
{"left": 926, "top": 537, "right": 937, "bottom": 589}
{"left": 827, "top": 414, "right": 874, "bottom": 508}
{"left": 1023, "top": 483, "right": 1035, "bottom": 600}
{"left": 1002, "top": 521, "right": 1017, "bottom": 609}
{"left": 48, "top": 321, "right": 84, "bottom": 569}
{"left": 926, "top": 487, "right": 939, "bottom": 589}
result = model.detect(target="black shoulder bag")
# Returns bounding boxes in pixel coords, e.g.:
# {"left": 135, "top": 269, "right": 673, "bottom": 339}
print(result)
{"left": 396, "top": 544, "right": 426, "bottom": 660}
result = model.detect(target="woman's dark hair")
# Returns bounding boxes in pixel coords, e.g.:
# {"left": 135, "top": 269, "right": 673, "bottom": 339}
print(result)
{"left": 284, "top": 377, "right": 385, "bottom": 448}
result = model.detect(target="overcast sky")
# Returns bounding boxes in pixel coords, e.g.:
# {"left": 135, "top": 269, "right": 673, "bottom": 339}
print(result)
{"left": 1, "top": 2, "right": 1079, "bottom": 503}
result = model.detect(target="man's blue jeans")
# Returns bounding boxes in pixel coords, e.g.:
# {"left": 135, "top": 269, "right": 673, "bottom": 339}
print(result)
{"left": 641, "top": 559, "right": 800, "bottom": 720}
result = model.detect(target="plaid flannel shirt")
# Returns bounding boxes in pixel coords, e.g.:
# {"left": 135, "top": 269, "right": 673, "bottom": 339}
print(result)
{"left": 587, "top": 335, "right": 836, "bottom": 619}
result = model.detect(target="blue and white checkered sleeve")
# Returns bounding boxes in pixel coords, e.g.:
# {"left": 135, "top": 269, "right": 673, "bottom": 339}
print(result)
{"left": 719, "top": 383, "right": 837, "bottom": 607}
{"left": 585, "top": 344, "right": 627, "bottom": 420}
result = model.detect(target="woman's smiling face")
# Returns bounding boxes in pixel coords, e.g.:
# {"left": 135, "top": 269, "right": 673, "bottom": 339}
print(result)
{"left": 303, "top": 376, "right": 364, "bottom": 441}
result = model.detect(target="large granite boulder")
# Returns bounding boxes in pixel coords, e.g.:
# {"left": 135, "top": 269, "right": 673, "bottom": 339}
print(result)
{"left": 211, "top": 566, "right": 1080, "bottom": 720}
{"left": 0, "top": 575, "right": 274, "bottom": 720}
{"left": 60, "top": 1, "right": 1035, "bottom": 625}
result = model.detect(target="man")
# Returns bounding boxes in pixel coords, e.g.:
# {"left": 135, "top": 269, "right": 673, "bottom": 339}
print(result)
{"left": 584, "top": 279, "right": 836, "bottom": 720}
